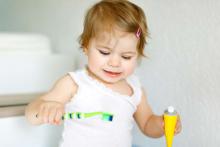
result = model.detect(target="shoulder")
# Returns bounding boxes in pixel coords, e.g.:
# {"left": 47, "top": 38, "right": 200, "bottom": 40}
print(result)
{"left": 40, "top": 73, "right": 78, "bottom": 103}
{"left": 57, "top": 68, "right": 86, "bottom": 88}
{"left": 54, "top": 74, "right": 78, "bottom": 96}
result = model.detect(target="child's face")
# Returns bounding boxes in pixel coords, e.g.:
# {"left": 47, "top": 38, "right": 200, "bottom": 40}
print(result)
{"left": 85, "top": 29, "right": 138, "bottom": 84}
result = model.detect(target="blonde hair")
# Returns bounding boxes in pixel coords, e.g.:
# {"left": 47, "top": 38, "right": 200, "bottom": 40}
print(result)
{"left": 79, "top": 0, "right": 149, "bottom": 57}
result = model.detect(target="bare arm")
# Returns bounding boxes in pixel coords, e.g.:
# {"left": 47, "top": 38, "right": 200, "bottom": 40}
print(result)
{"left": 134, "top": 88, "right": 164, "bottom": 138}
{"left": 25, "top": 74, "right": 77, "bottom": 125}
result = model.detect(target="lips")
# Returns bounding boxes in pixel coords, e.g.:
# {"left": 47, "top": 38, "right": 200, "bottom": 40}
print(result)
{"left": 103, "top": 69, "right": 122, "bottom": 77}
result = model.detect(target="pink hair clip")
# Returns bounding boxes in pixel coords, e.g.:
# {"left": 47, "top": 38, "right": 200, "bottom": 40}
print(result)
{"left": 136, "top": 27, "right": 141, "bottom": 38}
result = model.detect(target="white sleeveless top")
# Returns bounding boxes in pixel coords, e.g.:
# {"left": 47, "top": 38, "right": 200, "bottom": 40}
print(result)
{"left": 59, "top": 68, "right": 142, "bottom": 147}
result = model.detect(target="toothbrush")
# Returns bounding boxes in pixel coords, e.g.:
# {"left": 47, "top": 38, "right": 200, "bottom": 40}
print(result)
{"left": 62, "top": 112, "right": 114, "bottom": 122}
{"left": 36, "top": 112, "right": 114, "bottom": 122}
{"left": 164, "top": 106, "right": 178, "bottom": 147}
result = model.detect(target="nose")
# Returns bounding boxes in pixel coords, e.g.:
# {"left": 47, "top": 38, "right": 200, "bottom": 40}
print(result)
{"left": 108, "top": 54, "right": 121, "bottom": 67}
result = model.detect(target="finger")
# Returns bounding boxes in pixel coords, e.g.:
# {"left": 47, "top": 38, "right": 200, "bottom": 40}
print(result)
{"left": 175, "top": 121, "right": 182, "bottom": 134}
{"left": 161, "top": 115, "right": 165, "bottom": 128}
{"left": 175, "top": 127, "right": 181, "bottom": 134}
{"left": 42, "top": 106, "right": 49, "bottom": 123}
{"left": 161, "top": 121, "right": 165, "bottom": 133}
{"left": 38, "top": 105, "right": 48, "bottom": 123}
{"left": 48, "top": 107, "right": 57, "bottom": 124}
{"left": 162, "top": 120, "right": 165, "bottom": 128}
{"left": 55, "top": 109, "right": 63, "bottom": 125}
{"left": 177, "top": 115, "right": 181, "bottom": 122}
{"left": 37, "top": 105, "right": 44, "bottom": 120}
{"left": 56, "top": 108, "right": 64, "bottom": 121}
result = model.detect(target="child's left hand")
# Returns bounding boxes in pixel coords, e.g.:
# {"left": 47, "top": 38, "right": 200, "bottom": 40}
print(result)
{"left": 162, "top": 115, "right": 182, "bottom": 135}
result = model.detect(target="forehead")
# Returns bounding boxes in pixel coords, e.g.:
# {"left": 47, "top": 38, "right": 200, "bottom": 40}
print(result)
{"left": 94, "top": 29, "right": 138, "bottom": 51}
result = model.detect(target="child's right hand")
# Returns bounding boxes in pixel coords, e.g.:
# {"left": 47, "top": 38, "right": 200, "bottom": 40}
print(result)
{"left": 36, "top": 100, "right": 65, "bottom": 125}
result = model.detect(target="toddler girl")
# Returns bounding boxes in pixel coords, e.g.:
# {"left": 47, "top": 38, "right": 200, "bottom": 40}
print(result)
{"left": 25, "top": 0, "right": 181, "bottom": 147}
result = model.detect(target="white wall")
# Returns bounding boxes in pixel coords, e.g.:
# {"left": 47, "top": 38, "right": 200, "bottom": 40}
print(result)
{"left": 0, "top": 0, "right": 97, "bottom": 58}
{"left": 1, "top": 0, "right": 220, "bottom": 147}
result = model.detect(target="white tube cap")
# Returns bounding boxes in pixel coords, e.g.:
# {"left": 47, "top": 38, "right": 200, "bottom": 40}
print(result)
{"left": 167, "top": 106, "right": 175, "bottom": 113}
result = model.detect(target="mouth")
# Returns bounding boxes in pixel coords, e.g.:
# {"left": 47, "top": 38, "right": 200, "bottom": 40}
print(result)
{"left": 103, "top": 69, "right": 122, "bottom": 77}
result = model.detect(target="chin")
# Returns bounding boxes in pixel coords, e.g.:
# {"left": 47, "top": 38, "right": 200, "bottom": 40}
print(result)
{"left": 101, "top": 75, "right": 124, "bottom": 84}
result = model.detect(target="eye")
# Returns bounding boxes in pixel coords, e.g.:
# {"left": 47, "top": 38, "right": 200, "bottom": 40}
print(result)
{"left": 122, "top": 56, "right": 132, "bottom": 60}
{"left": 99, "top": 50, "right": 110, "bottom": 55}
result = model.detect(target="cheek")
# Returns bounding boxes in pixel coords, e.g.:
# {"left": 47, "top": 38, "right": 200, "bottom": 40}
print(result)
{"left": 123, "top": 60, "right": 137, "bottom": 75}
{"left": 87, "top": 51, "right": 106, "bottom": 67}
